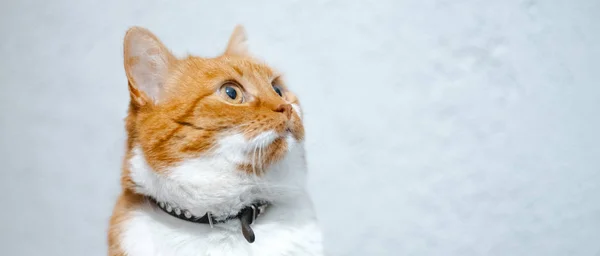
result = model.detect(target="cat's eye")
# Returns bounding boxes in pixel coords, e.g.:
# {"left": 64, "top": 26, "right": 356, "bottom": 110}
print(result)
{"left": 219, "top": 83, "right": 244, "bottom": 104}
{"left": 272, "top": 84, "right": 284, "bottom": 97}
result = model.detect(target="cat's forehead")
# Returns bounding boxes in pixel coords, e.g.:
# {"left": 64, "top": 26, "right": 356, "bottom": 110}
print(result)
{"left": 222, "top": 57, "right": 278, "bottom": 78}
{"left": 185, "top": 57, "right": 278, "bottom": 81}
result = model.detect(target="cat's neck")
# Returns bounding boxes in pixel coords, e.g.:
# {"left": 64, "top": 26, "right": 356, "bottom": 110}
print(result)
{"left": 124, "top": 139, "right": 308, "bottom": 218}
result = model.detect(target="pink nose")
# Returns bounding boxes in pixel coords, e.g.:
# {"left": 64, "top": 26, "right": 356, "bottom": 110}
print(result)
{"left": 274, "top": 104, "right": 292, "bottom": 119}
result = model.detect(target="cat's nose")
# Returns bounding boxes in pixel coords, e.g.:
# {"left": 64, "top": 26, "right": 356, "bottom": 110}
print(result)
{"left": 274, "top": 104, "right": 292, "bottom": 119}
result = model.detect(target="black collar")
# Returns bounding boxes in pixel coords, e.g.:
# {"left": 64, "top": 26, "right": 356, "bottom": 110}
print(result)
{"left": 147, "top": 197, "right": 268, "bottom": 243}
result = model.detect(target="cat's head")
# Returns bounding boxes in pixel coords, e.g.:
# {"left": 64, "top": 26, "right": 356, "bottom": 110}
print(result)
{"left": 122, "top": 26, "right": 307, "bottom": 213}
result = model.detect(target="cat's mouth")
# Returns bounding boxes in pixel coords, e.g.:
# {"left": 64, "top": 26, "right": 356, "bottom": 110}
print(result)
{"left": 281, "top": 119, "right": 303, "bottom": 141}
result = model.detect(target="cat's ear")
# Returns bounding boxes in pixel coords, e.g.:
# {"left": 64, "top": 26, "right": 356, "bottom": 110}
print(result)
{"left": 123, "top": 27, "right": 176, "bottom": 106}
{"left": 224, "top": 25, "right": 249, "bottom": 56}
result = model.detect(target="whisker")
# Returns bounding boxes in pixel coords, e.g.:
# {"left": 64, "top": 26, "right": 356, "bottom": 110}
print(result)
{"left": 252, "top": 143, "right": 258, "bottom": 177}
{"left": 260, "top": 139, "right": 274, "bottom": 195}
{"left": 260, "top": 139, "right": 266, "bottom": 174}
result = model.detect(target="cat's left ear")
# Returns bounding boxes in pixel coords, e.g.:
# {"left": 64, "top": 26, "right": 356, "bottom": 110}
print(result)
{"left": 224, "top": 25, "right": 249, "bottom": 56}
{"left": 123, "top": 27, "right": 176, "bottom": 106}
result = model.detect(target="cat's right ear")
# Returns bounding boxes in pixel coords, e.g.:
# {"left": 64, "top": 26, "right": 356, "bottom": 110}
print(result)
{"left": 123, "top": 27, "right": 176, "bottom": 106}
{"left": 224, "top": 25, "right": 249, "bottom": 56}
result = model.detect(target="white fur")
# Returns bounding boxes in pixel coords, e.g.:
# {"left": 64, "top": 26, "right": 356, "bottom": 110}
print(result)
{"left": 122, "top": 131, "right": 323, "bottom": 255}
{"left": 291, "top": 104, "right": 302, "bottom": 119}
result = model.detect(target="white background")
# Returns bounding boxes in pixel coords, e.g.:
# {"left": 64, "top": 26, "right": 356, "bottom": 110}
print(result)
{"left": 1, "top": 0, "right": 599, "bottom": 255}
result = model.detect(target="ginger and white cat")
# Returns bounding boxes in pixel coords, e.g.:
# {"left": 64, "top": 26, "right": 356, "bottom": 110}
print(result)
{"left": 108, "top": 25, "right": 323, "bottom": 256}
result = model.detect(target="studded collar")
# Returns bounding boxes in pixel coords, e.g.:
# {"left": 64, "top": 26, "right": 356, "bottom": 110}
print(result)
{"left": 147, "top": 197, "right": 269, "bottom": 243}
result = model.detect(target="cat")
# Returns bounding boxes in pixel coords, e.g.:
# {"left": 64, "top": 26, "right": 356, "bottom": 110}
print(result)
{"left": 108, "top": 25, "right": 323, "bottom": 256}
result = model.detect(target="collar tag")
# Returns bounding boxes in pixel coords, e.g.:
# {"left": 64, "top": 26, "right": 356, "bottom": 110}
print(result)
{"left": 239, "top": 205, "right": 257, "bottom": 243}
{"left": 207, "top": 212, "right": 214, "bottom": 228}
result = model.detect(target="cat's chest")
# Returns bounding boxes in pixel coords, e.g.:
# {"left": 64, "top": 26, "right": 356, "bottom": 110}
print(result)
{"left": 120, "top": 208, "right": 323, "bottom": 256}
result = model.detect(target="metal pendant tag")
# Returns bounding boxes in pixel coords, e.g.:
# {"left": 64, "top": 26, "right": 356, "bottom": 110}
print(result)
{"left": 239, "top": 205, "right": 257, "bottom": 243}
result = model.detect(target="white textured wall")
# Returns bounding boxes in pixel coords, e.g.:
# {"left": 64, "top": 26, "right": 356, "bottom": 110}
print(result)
{"left": 1, "top": 0, "right": 599, "bottom": 255}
